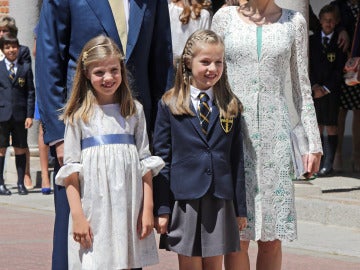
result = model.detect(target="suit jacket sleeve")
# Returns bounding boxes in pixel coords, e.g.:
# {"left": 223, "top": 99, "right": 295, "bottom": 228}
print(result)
{"left": 153, "top": 101, "right": 172, "bottom": 216}
{"left": 231, "top": 115, "right": 247, "bottom": 217}
{"left": 148, "top": 0, "right": 174, "bottom": 127}
{"left": 19, "top": 46, "right": 31, "bottom": 64}
{"left": 35, "top": 0, "right": 70, "bottom": 144}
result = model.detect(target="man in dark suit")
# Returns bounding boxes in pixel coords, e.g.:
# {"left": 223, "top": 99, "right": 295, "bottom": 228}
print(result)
{"left": 0, "top": 34, "right": 35, "bottom": 196}
{"left": 35, "top": 1, "right": 173, "bottom": 269}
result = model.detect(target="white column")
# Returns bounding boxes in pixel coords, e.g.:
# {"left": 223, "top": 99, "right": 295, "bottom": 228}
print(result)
{"left": 9, "top": 0, "right": 39, "bottom": 150}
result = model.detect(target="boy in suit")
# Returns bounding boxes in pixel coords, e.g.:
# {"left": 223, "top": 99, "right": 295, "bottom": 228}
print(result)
{"left": 310, "top": 4, "right": 347, "bottom": 177}
{"left": 0, "top": 34, "right": 35, "bottom": 195}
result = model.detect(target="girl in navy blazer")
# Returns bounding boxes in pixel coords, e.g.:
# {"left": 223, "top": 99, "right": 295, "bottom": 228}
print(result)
{"left": 153, "top": 29, "right": 247, "bottom": 270}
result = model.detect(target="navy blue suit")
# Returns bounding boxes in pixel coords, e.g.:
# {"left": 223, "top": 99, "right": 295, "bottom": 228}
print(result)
{"left": 153, "top": 101, "right": 247, "bottom": 218}
{"left": 35, "top": 1, "right": 173, "bottom": 269}
{"left": 0, "top": 60, "right": 35, "bottom": 122}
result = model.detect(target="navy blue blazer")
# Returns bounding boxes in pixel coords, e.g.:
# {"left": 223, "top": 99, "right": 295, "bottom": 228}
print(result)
{"left": 153, "top": 100, "right": 247, "bottom": 217}
{"left": 0, "top": 60, "right": 35, "bottom": 122}
{"left": 309, "top": 31, "right": 346, "bottom": 94}
{"left": 35, "top": 0, "right": 174, "bottom": 144}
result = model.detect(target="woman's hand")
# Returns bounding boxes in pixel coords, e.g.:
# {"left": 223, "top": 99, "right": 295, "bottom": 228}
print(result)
{"left": 303, "top": 153, "right": 322, "bottom": 179}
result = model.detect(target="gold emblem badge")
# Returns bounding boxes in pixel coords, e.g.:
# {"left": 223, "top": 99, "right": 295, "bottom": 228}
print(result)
{"left": 327, "top": 53, "right": 336, "bottom": 63}
{"left": 220, "top": 117, "right": 233, "bottom": 133}
{"left": 18, "top": 77, "right": 25, "bottom": 87}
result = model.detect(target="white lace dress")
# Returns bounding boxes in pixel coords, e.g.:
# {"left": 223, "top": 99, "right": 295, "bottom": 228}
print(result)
{"left": 55, "top": 101, "right": 164, "bottom": 269}
{"left": 212, "top": 7, "right": 322, "bottom": 241}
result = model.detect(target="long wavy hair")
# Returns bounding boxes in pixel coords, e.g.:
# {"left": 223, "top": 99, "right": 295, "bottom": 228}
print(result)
{"left": 162, "top": 29, "right": 242, "bottom": 119}
{"left": 61, "top": 35, "right": 136, "bottom": 124}
{"left": 172, "top": 0, "right": 211, "bottom": 24}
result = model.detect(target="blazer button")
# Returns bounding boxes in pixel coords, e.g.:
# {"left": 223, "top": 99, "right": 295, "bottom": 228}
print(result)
{"left": 206, "top": 169, "right": 212, "bottom": 175}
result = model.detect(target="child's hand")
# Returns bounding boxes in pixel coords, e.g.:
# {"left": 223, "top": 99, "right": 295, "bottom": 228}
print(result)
{"left": 154, "top": 214, "right": 169, "bottom": 234}
{"left": 72, "top": 215, "right": 93, "bottom": 249}
{"left": 237, "top": 217, "right": 247, "bottom": 231}
{"left": 24, "top": 118, "right": 33, "bottom": 129}
{"left": 137, "top": 208, "right": 154, "bottom": 240}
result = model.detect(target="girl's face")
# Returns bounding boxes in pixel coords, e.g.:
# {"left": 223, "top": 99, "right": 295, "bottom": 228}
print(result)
{"left": 86, "top": 56, "right": 122, "bottom": 105}
{"left": 189, "top": 43, "right": 224, "bottom": 90}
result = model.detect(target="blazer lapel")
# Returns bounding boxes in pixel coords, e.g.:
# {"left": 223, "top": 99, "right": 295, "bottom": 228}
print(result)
{"left": 127, "top": 0, "right": 146, "bottom": 60}
{"left": 207, "top": 105, "right": 219, "bottom": 135}
{"left": 188, "top": 103, "right": 208, "bottom": 143}
{"left": 12, "top": 64, "right": 23, "bottom": 85}
{"left": 85, "top": 0, "right": 122, "bottom": 51}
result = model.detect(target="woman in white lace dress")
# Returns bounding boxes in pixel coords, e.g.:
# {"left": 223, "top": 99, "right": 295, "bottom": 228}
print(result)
{"left": 212, "top": 1, "right": 322, "bottom": 269}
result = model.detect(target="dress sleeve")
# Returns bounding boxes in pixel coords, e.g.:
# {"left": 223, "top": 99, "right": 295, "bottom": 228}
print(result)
{"left": 290, "top": 12, "right": 323, "bottom": 154}
{"left": 55, "top": 119, "right": 83, "bottom": 186}
{"left": 134, "top": 102, "right": 165, "bottom": 177}
{"left": 211, "top": 7, "right": 231, "bottom": 39}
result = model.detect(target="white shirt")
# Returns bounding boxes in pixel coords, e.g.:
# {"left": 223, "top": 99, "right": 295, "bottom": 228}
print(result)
{"left": 4, "top": 58, "right": 18, "bottom": 74}
{"left": 321, "top": 31, "right": 334, "bottom": 43}
{"left": 190, "top": 85, "right": 214, "bottom": 113}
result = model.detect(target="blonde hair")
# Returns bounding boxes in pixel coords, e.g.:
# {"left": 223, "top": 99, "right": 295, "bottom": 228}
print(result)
{"left": 172, "top": 0, "right": 211, "bottom": 25}
{"left": 0, "top": 15, "right": 18, "bottom": 36}
{"left": 61, "top": 35, "right": 136, "bottom": 124}
{"left": 163, "top": 29, "right": 242, "bottom": 119}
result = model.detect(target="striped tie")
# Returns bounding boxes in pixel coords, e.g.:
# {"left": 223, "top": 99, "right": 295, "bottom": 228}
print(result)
{"left": 198, "top": 92, "right": 211, "bottom": 135}
{"left": 9, "top": 63, "right": 15, "bottom": 81}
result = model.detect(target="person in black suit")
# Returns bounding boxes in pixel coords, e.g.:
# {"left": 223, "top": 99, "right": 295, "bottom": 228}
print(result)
{"left": 310, "top": 4, "right": 347, "bottom": 176}
{"left": 0, "top": 34, "right": 35, "bottom": 195}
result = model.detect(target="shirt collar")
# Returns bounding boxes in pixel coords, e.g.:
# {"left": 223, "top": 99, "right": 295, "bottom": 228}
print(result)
{"left": 4, "top": 58, "right": 18, "bottom": 67}
{"left": 190, "top": 85, "right": 214, "bottom": 102}
{"left": 321, "top": 31, "right": 334, "bottom": 40}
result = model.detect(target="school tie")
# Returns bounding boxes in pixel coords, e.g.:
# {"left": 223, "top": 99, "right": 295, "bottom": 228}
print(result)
{"left": 8, "top": 62, "right": 15, "bottom": 81}
{"left": 323, "top": 36, "right": 329, "bottom": 48}
{"left": 108, "top": 0, "right": 128, "bottom": 55}
{"left": 198, "top": 92, "right": 211, "bottom": 135}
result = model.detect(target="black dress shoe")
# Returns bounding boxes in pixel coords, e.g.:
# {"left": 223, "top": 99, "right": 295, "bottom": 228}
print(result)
{"left": 0, "top": 184, "right": 11, "bottom": 195}
{"left": 17, "top": 184, "right": 28, "bottom": 195}
{"left": 317, "top": 167, "right": 334, "bottom": 177}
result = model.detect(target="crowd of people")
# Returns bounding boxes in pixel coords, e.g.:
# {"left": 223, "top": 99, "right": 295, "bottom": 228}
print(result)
{"left": 0, "top": 0, "right": 359, "bottom": 270}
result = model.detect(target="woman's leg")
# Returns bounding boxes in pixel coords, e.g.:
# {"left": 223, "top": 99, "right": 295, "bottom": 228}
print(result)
{"left": 24, "top": 147, "right": 33, "bottom": 188}
{"left": 256, "top": 240, "right": 282, "bottom": 270}
{"left": 203, "top": 255, "right": 223, "bottom": 270}
{"left": 178, "top": 255, "right": 202, "bottom": 270}
{"left": 224, "top": 240, "right": 250, "bottom": 270}
{"left": 38, "top": 123, "right": 51, "bottom": 190}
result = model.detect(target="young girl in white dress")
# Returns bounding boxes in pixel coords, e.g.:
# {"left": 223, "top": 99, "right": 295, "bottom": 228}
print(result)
{"left": 55, "top": 35, "right": 164, "bottom": 270}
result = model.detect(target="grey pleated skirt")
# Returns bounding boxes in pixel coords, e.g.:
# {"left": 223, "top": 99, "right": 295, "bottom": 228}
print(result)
{"left": 162, "top": 192, "right": 240, "bottom": 257}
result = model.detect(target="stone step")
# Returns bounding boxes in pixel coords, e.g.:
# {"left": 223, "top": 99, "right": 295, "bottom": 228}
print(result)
{"left": 294, "top": 177, "right": 360, "bottom": 229}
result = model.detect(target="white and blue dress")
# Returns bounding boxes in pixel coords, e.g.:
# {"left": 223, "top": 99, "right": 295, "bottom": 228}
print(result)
{"left": 56, "top": 101, "right": 164, "bottom": 269}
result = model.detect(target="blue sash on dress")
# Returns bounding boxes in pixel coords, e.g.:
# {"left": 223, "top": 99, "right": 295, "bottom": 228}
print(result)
{"left": 81, "top": 134, "right": 135, "bottom": 150}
